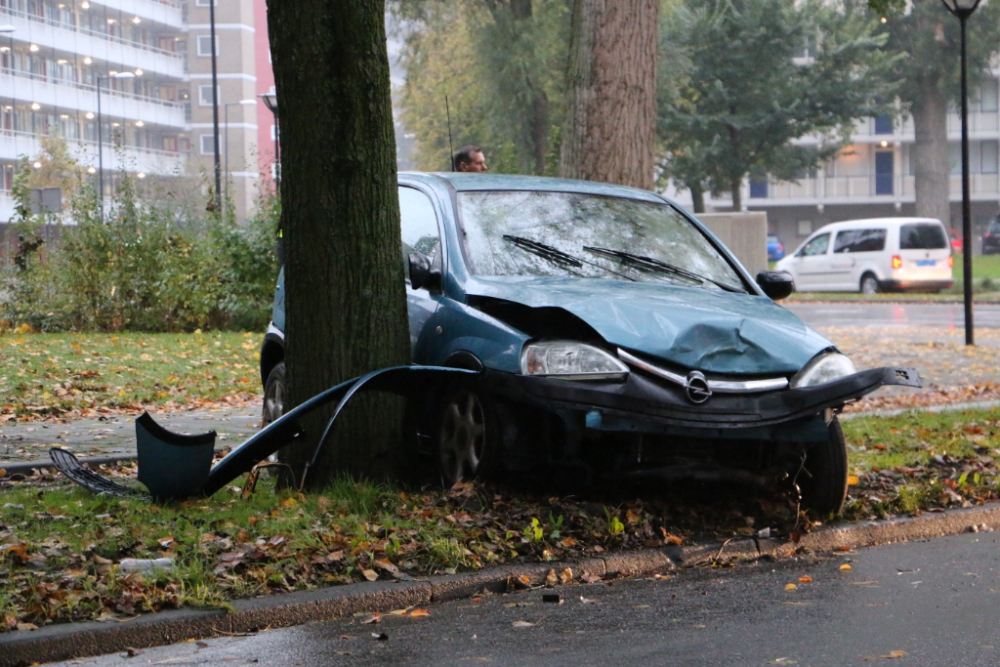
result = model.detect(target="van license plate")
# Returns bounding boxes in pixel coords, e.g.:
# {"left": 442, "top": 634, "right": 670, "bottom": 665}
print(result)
{"left": 916, "top": 259, "right": 936, "bottom": 266}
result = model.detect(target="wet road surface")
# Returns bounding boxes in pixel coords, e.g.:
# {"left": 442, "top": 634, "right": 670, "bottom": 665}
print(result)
{"left": 786, "top": 302, "right": 1000, "bottom": 329}
{"left": 48, "top": 531, "right": 1000, "bottom": 667}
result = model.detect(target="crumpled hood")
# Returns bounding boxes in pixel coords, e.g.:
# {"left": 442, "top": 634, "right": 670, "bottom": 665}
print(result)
{"left": 465, "top": 276, "right": 834, "bottom": 375}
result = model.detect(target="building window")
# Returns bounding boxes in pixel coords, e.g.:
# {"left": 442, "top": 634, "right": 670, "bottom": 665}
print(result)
{"left": 200, "top": 134, "right": 216, "bottom": 155}
{"left": 983, "top": 140, "right": 999, "bottom": 175}
{"left": 197, "top": 35, "right": 218, "bottom": 57}
{"left": 979, "top": 79, "right": 999, "bottom": 113}
{"left": 198, "top": 84, "right": 219, "bottom": 107}
{"left": 875, "top": 151, "right": 893, "bottom": 195}
{"left": 270, "top": 124, "right": 278, "bottom": 141}
{"left": 874, "top": 116, "right": 893, "bottom": 134}
{"left": 749, "top": 179, "right": 768, "bottom": 199}
{"left": 196, "top": 0, "right": 218, "bottom": 6}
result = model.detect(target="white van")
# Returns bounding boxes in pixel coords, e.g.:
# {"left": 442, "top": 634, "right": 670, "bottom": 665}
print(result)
{"left": 775, "top": 218, "right": 954, "bottom": 294}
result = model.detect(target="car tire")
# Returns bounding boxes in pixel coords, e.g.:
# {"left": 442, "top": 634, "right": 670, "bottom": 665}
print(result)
{"left": 798, "top": 416, "right": 848, "bottom": 516}
{"left": 262, "top": 362, "right": 286, "bottom": 427}
{"left": 860, "top": 273, "right": 879, "bottom": 295}
{"left": 260, "top": 362, "right": 286, "bottom": 473}
{"left": 436, "top": 382, "right": 499, "bottom": 487}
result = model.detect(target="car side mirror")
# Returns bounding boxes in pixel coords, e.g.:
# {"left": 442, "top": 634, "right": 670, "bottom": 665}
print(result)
{"left": 756, "top": 270, "right": 794, "bottom": 300}
{"left": 408, "top": 252, "right": 441, "bottom": 291}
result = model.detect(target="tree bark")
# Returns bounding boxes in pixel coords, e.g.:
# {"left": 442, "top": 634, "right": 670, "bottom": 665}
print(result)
{"left": 911, "top": 79, "right": 952, "bottom": 226}
{"left": 560, "top": 0, "right": 657, "bottom": 190}
{"left": 267, "top": 0, "right": 411, "bottom": 487}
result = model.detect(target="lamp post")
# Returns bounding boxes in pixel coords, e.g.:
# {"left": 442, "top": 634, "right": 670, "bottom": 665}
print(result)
{"left": 223, "top": 98, "right": 257, "bottom": 217}
{"left": 96, "top": 71, "right": 135, "bottom": 218}
{"left": 940, "top": 0, "right": 983, "bottom": 346}
{"left": 208, "top": 0, "right": 222, "bottom": 212}
{"left": 259, "top": 92, "right": 279, "bottom": 189}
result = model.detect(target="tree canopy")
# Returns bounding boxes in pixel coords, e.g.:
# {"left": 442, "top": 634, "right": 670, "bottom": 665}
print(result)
{"left": 658, "top": 0, "right": 900, "bottom": 211}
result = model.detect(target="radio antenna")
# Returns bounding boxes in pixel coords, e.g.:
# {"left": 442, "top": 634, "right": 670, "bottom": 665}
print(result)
{"left": 445, "top": 94, "right": 456, "bottom": 172}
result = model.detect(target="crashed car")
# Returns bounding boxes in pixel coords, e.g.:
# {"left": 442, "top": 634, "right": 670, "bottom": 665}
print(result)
{"left": 260, "top": 174, "right": 919, "bottom": 514}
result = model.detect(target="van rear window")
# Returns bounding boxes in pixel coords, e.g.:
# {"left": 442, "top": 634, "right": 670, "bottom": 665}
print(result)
{"left": 834, "top": 229, "right": 886, "bottom": 253}
{"left": 900, "top": 224, "right": 947, "bottom": 250}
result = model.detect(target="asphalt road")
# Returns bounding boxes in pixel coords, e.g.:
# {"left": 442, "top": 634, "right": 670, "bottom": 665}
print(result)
{"left": 47, "top": 531, "right": 1000, "bottom": 667}
{"left": 785, "top": 301, "right": 1000, "bottom": 329}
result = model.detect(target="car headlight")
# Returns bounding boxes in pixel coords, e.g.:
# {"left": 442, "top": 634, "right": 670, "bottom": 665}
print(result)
{"left": 520, "top": 341, "right": 629, "bottom": 381}
{"left": 790, "top": 352, "right": 857, "bottom": 389}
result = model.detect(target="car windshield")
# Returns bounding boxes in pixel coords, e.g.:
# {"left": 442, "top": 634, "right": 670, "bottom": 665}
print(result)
{"left": 456, "top": 191, "right": 744, "bottom": 291}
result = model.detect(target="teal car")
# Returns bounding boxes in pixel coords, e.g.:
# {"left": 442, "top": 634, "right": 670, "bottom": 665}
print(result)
{"left": 260, "top": 174, "right": 919, "bottom": 514}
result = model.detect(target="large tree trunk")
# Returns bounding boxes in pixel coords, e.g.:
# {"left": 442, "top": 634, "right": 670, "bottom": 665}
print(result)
{"left": 267, "top": 0, "right": 410, "bottom": 487}
{"left": 559, "top": 0, "right": 657, "bottom": 190}
{"left": 911, "top": 79, "right": 952, "bottom": 226}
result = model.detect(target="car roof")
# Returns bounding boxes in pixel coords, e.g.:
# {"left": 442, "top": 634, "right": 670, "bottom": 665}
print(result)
{"left": 815, "top": 217, "right": 944, "bottom": 233}
{"left": 399, "top": 172, "right": 668, "bottom": 204}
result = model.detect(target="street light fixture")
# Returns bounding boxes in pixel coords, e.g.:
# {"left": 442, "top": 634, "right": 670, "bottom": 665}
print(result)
{"left": 939, "top": 0, "right": 983, "bottom": 346}
{"left": 223, "top": 98, "right": 257, "bottom": 216}
{"left": 96, "top": 71, "right": 135, "bottom": 218}
{"left": 259, "top": 92, "right": 279, "bottom": 188}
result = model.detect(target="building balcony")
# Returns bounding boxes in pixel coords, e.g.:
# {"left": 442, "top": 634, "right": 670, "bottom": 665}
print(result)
{"left": 748, "top": 171, "right": 1000, "bottom": 207}
{"left": 1, "top": 129, "right": 188, "bottom": 175}
{"left": 82, "top": 0, "right": 184, "bottom": 28}
{"left": 1, "top": 70, "right": 187, "bottom": 128}
{"left": 1, "top": 8, "right": 185, "bottom": 77}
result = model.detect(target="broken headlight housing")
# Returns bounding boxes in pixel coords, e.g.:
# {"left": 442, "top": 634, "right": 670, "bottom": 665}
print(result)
{"left": 790, "top": 352, "right": 857, "bottom": 389}
{"left": 520, "top": 341, "right": 629, "bottom": 381}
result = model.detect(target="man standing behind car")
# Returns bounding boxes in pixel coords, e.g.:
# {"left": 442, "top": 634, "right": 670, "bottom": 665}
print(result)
{"left": 454, "top": 145, "right": 488, "bottom": 172}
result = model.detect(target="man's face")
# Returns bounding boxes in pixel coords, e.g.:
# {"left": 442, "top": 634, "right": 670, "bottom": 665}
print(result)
{"left": 459, "top": 151, "right": 488, "bottom": 173}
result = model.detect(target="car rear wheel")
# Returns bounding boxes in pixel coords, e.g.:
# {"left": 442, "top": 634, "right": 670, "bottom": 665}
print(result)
{"left": 860, "top": 273, "right": 879, "bottom": 295}
{"left": 436, "top": 383, "right": 498, "bottom": 487}
{"left": 798, "top": 416, "right": 848, "bottom": 516}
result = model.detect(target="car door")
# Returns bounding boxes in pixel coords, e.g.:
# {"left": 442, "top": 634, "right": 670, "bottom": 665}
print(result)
{"left": 790, "top": 232, "right": 832, "bottom": 290}
{"left": 399, "top": 185, "right": 443, "bottom": 360}
{"left": 829, "top": 230, "right": 860, "bottom": 290}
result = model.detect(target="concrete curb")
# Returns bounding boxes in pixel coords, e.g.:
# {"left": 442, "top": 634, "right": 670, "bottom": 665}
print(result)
{"left": 3, "top": 503, "right": 999, "bottom": 667}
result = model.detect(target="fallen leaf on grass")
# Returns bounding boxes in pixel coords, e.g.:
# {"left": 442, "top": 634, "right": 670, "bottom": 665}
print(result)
{"left": 362, "top": 569, "right": 379, "bottom": 582}
{"left": 785, "top": 583, "right": 798, "bottom": 590}
{"left": 409, "top": 609, "right": 430, "bottom": 617}
{"left": 840, "top": 564, "right": 853, "bottom": 571}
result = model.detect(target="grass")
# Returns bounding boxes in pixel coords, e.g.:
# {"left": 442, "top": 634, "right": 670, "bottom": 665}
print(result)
{"left": 2, "top": 405, "right": 999, "bottom": 631}
{"left": 0, "top": 332, "right": 260, "bottom": 419}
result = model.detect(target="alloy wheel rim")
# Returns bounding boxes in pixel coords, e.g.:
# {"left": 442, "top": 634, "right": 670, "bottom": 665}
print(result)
{"left": 439, "top": 390, "right": 486, "bottom": 485}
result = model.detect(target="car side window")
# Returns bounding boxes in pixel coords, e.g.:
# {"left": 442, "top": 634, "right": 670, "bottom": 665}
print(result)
{"left": 798, "top": 233, "right": 830, "bottom": 257}
{"left": 399, "top": 186, "right": 441, "bottom": 281}
{"left": 834, "top": 229, "right": 886, "bottom": 253}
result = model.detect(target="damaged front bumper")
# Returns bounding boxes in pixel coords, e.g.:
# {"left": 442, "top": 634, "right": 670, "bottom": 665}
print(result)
{"left": 486, "top": 365, "right": 921, "bottom": 433}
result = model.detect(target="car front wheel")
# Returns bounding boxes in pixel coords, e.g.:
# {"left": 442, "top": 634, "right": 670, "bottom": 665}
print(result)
{"left": 798, "top": 416, "right": 848, "bottom": 516}
{"left": 436, "top": 383, "right": 498, "bottom": 487}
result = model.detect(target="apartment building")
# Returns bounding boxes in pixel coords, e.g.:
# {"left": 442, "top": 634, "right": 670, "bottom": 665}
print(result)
{"left": 723, "top": 72, "right": 1000, "bottom": 254}
{"left": 0, "top": 0, "right": 259, "bottom": 223}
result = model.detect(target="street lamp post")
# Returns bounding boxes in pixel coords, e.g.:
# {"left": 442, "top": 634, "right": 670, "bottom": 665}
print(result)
{"left": 259, "top": 93, "right": 279, "bottom": 189}
{"left": 940, "top": 0, "right": 983, "bottom": 346}
{"left": 223, "top": 98, "right": 257, "bottom": 217}
{"left": 208, "top": 0, "right": 222, "bottom": 212}
{"left": 96, "top": 71, "right": 135, "bottom": 218}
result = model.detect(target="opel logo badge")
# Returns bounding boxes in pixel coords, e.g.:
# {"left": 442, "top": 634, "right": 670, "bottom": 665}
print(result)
{"left": 685, "top": 371, "right": 712, "bottom": 404}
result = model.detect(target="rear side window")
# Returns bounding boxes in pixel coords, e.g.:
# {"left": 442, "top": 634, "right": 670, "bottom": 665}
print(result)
{"left": 834, "top": 229, "right": 886, "bottom": 253}
{"left": 900, "top": 224, "right": 947, "bottom": 250}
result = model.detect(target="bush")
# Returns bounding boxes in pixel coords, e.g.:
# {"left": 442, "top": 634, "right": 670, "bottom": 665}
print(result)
{"left": 1, "top": 164, "right": 279, "bottom": 333}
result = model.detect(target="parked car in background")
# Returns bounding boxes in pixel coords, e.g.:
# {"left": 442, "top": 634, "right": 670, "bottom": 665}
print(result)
{"left": 261, "top": 174, "right": 918, "bottom": 514}
{"left": 948, "top": 228, "right": 963, "bottom": 254}
{"left": 767, "top": 233, "right": 785, "bottom": 262}
{"left": 982, "top": 217, "right": 1000, "bottom": 255}
{"left": 775, "top": 217, "right": 954, "bottom": 294}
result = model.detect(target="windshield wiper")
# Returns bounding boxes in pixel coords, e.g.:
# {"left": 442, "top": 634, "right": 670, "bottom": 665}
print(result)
{"left": 503, "top": 236, "right": 635, "bottom": 281}
{"left": 583, "top": 246, "right": 746, "bottom": 294}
